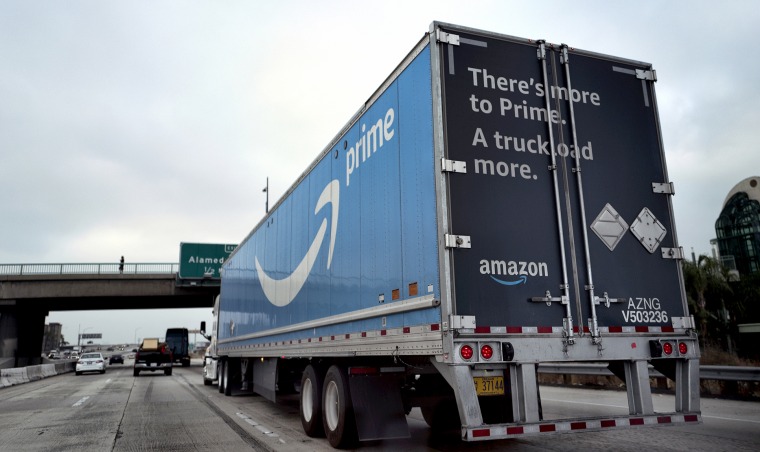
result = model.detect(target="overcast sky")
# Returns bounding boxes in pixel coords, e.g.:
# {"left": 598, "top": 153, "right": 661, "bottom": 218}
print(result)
{"left": 2, "top": 1, "right": 758, "bottom": 346}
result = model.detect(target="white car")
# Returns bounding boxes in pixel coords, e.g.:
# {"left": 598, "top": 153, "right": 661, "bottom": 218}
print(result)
{"left": 75, "top": 352, "right": 106, "bottom": 375}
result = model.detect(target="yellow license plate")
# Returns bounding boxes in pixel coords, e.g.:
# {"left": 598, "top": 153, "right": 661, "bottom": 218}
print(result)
{"left": 474, "top": 376, "right": 504, "bottom": 396}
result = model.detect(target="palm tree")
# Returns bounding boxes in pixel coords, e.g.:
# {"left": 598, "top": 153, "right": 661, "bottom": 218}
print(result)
{"left": 682, "top": 255, "right": 732, "bottom": 344}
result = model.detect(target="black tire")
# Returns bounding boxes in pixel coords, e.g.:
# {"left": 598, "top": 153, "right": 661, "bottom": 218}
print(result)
{"left": 100, "top": 370, "right": 106, "bottom": 374}
{"left": 203, "top": 376, "right": 212, "bottom": 386}
{"left": 421, "top": 399, "right": 460, "bottom": 432}
{"left": 224, "top": 359, "right": 233, "bottom": 396}
{"left": 182, "top": 359, "right": 190, "bottom": 367}
{"left": 75, "top": 371, "right": 81, "bottom": 376}
{"left": 321, "top": 365, "right": 357, "bottom": 449}
{"left": 165, "top": 368, "right": 172, "bottom": 376}
{"left": 133, "top": 369, "right": 139, "bottom": 377}
{"left": 300, "top": 365, "right": 325, "bottom": 437}
{"left": 218, "top": 360, "right": 225, "bottom": 393}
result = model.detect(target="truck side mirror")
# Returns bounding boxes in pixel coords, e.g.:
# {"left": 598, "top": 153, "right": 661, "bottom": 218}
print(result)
{"left": 200, "top": 321, "right": 206, "bottom": 334}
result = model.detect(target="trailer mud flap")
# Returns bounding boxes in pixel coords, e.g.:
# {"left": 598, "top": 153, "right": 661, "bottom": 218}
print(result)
{"left": 348, "top": 373, "right": 410, "bottom": 441}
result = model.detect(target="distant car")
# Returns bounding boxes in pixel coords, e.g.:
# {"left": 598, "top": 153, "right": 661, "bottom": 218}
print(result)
{"left": 109, "top": 354, "right": 124, "bottom": 364}
{"left": 70, "top": 352, "right": 79, "bottom": 360}
{"left": 76, "top": 352, "right": 106, "bottom": 375}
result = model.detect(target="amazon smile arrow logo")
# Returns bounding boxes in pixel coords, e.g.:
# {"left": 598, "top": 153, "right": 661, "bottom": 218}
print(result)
{"left": 490, "top": 275, "right": 527, "bottom": 286}
{"left": 255, "top": 180, "right": 339, "bottom": 307}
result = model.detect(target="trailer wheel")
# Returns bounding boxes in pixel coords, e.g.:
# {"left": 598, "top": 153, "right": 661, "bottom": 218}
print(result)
{"left": 218, "top": 360, "right": 225, "bottom": 393}
{"left": 322, "top": 365, "right": 357, "bottom": 448}
{"left": 165, "top": 368, "right": 172, "bottom": 376}
{"left": 421, "top": 399, "right": 460, "bottom": 432}
{"left": 300, "top": 365, "right": 325, "bottom": 437}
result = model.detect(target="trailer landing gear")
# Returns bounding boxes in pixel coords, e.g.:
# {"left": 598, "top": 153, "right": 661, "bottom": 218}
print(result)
{"left": 218, "top": 360, "right": 226, "bottom": 394}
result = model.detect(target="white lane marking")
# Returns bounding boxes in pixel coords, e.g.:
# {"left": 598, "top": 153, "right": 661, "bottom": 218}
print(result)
{"left": 72, "top": 396, "right": 90, "bottom": 407}
{"left": 106, "top": 379, "right": 111, "bottom": 384}
{"left": 236, "top": 412, "right": 281, "bottom": 440}
{"left": 543, "top": 398, "right": 760, "bottom": 424}
{"left": 255, "top": 425, "right": 273, "bottom": 435}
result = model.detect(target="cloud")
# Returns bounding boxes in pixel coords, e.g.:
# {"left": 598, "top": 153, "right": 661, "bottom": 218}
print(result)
{"left": 1, "top": 0, "right": 758, "bottom": 341}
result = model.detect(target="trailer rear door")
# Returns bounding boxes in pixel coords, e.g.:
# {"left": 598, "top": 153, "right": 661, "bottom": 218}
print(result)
{"left": 437, "top": 25, "right": 687, "bottom": 338}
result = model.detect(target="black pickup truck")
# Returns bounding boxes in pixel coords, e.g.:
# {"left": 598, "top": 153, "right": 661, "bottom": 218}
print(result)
{"left": 133, "top": 338, "right": 173, "bottom": 376}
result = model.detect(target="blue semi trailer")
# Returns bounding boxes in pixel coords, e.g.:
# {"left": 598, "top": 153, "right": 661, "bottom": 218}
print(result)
{"left": 208, "top": 22, "right": 701, "bottom": 448}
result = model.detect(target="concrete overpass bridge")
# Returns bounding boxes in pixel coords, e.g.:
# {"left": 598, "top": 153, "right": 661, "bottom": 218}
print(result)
{"left": 0, "top": 263, "right": 219, "bottom": 368}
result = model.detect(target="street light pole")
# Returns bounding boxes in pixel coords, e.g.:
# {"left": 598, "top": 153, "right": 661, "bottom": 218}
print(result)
{"left": 134, "top": 328, "right": 141, "bottom": 347}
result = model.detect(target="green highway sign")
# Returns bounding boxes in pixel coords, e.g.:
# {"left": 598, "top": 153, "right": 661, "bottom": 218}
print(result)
{"left": 179, "top": 243, "right": 237, "bottom": 279}
{"left": 80, "top": 333, "right": 102, "bottom": 339}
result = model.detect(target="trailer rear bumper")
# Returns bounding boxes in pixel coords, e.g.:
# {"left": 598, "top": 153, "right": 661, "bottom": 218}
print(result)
{"left": 462, "top": 412, "right": 702, "bottom": 441}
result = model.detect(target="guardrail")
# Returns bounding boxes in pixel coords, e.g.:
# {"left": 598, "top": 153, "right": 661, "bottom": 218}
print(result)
{"left": 0, "top": 263, "right": 179, "bottom": 276}
{"left": 538, "top": 363, "right": 760, "bottom": 382}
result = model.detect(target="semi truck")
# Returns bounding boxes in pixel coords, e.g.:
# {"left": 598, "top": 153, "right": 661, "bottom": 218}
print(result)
{"left": 209, "top": 22, "right": 701, "bottom": 448}
{"left": 165, "top": 327, "right": 191, "bottom": 367}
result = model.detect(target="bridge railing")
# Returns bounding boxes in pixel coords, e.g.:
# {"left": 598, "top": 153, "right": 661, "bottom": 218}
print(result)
{"left": 0, "top": 263, "right": 179, "bottom": 276}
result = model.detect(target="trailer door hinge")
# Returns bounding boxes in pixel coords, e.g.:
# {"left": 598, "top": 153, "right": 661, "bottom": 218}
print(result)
{"left": 652, "top": 182, "right": 675, "bottom": 195}
{"left": 536, "top": 40, "right": 547, "bottom": 60}
{"left": 449, "top": 315, "right": 476, "bottom": 329}
{"left": 661, "top": 247, "right": 685, "bottom": 260}
{"left": 671, "top": 316, "right": 696, "bottom": 329}
{"left": 441, "top": 158, "right": 467, "bottom": 174}
{"left": 636, "top": 69, "right": 657, "bottom": 81}
{"left": 436, "top": 30, "right": 460, "bottom": 46}
{"left": 445, "top": 234, "right": 471, "bottom": 249}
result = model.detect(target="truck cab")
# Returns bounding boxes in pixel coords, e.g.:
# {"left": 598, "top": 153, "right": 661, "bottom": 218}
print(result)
{"left": 200, "top": 317, "right": 218, "bottom": 386}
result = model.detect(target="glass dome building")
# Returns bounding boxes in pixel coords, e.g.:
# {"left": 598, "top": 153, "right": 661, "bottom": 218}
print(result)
{"left": 715, "top": 176, "right": 760, "bottom": 276}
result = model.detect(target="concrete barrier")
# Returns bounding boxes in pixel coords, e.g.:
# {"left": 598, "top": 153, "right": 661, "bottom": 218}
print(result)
{"left": 26, "top": 365, "right": 43, "bottom": 382}
{"left": 40, "top": 364, "right": 57, "bottom": 378}
{"left": 0, "top": 362, "right": 75, "bottom": 389}
{"left": 0, "top": 367, "right": 29, "bottom": 388}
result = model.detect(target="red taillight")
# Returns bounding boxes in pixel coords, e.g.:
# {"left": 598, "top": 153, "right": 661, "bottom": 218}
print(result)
{"left": 460, "top": 345, "right": 474, "bottom": 360}
{"left": 662, "top": 342, "right": 673, "bottom": 356}
{"left": 480, "top": 344, "right": 494, "bottom": 360}
{"left": 349, "top": 367, "right": 379, "bottom": 376}
{"left": 678, "top": 342, "right": 688, "bottom": 355}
